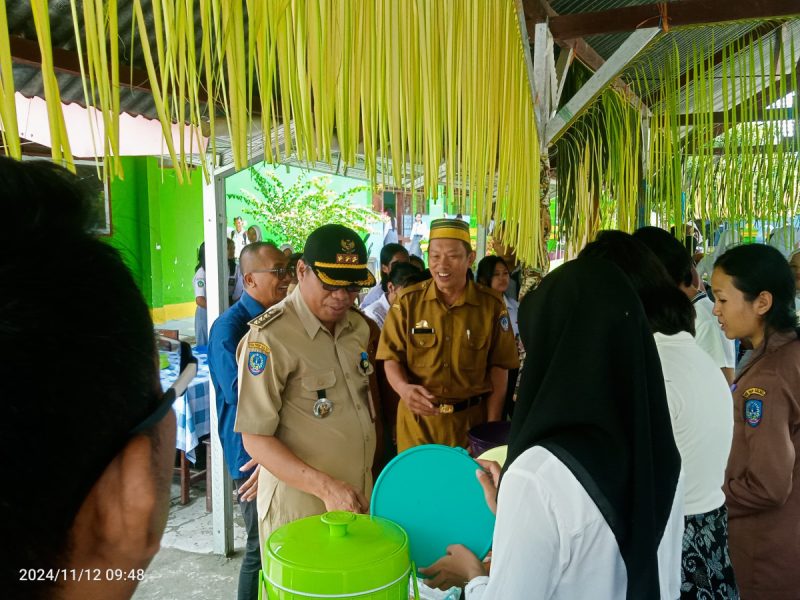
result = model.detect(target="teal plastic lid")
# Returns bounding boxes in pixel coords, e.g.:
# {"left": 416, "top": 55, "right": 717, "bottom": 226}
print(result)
{"left": 264, "top": 511, "right": 410, "bottom": 595}
{"left": 370, "top": 444, "right": 495, "bottom": 572}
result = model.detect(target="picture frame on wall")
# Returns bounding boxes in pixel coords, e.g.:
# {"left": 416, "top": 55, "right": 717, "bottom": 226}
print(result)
{"left": 74, "top": 161, "right": 112, "bottom": 236}
{"left": 22, "top": 156, "right": 113, "bottom": 236}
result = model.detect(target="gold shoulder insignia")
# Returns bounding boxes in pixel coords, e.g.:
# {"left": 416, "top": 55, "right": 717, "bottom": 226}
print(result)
{"left": 248, "top": 305, "right": 285, "bottom": 330}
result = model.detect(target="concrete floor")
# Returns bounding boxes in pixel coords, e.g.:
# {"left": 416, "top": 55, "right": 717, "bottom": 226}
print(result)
{"left": 132, "top": 477, "right": 247, "bottom": 598}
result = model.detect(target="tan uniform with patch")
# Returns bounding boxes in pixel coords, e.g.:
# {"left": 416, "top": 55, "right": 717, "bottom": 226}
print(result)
{"left": 234, "top": 287, "right": 376, "bottom": 558}
{"left": 377, "top": 279, "right": 519, "bottom": 451}
{"left": 724, "top": 330, "right": 800, "bottom": 600}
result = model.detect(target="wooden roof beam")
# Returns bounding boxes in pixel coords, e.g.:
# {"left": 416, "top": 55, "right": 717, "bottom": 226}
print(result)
{"left": 10, "top": 35, "right": 154, "bottom": 95}
{"left": 546, "top": 0, "right": 800, "bottom": 40}
{"left": 545, "top": 27, "right": 661, "bottom": 146}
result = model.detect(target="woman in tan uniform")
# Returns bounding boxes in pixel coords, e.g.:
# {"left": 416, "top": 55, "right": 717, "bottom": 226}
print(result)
{"left": 711, "top": 244, "right": 800, "bottom": 600}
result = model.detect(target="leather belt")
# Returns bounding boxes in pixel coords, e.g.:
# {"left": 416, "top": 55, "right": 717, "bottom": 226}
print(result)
{"left": 438, "top": 395, "right": 484, "bottom": 414}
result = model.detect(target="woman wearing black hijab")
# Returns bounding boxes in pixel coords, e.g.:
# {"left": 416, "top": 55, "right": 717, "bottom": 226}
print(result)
{"left": 422, "top": 258, "right": 683, "bottom": 599}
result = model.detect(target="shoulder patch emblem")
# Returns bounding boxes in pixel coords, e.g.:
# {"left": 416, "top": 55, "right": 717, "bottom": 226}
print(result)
{"left": 743, "top": 387, "right": 766, "bottom": 427}
{"left": 499, "top": 314, "right": 510, "bottom": 332}
{"left": 197, "top": 280, "right": 204, "bottom": 288}
{"left": 247, "top": 342, "right": 270, "bottom": 376}
{"left": 744, "top": 399, "right": 763, "bottom": 427}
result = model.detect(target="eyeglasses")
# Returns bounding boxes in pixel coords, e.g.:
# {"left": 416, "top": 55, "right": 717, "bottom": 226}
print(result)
{"left": 308, "top": 268, "right": 364, "bottom": 293}
{"left": 249, "top": 266, "right": 295, "bottom": 279}
{"left": 129, "top": 336, "right": 198, "bottom": 436}
{"left": 320, "top": 282, "right": 364, "bottom": 293}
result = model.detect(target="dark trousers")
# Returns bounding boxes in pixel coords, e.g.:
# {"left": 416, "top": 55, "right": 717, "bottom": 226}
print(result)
{"left": 234, "top": 477, "right": 261, "bottom": 600}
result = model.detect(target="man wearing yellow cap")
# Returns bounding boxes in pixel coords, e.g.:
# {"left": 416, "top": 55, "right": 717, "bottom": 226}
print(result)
{"left": 378, "top": 218, "right": 520, "bottom": 451}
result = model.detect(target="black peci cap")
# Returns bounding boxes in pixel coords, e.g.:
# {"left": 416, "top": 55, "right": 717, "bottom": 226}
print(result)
{"left": 302, "top": 224, "right": 376, "bottom": 288}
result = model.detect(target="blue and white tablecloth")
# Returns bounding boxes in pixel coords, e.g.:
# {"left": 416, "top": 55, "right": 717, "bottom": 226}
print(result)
{"left": 160, "top": 349, "right": 210, "bottom": 463}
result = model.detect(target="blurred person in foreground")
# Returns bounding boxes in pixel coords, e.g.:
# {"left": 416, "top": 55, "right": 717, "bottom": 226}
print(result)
{"left": 421, "top": 258, "right": 683, "bottom": 598}
{"left": 0, "top": 157, "right": 176, "bottom": 599}
{"left": 208, "top": 242, "right": 290, "bottom": 600}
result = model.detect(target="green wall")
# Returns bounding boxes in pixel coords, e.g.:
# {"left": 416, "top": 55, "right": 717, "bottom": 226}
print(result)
{"left": 105, "top": 157, "right": 204, "bottom": 314}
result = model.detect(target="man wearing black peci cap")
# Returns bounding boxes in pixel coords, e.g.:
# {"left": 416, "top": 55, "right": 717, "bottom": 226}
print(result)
{"left": 234, "top": 224, "right": 379, "bottom": 566}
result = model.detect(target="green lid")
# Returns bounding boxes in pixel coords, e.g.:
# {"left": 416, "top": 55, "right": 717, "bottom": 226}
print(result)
{"left": 264, "top": 511, "right": 410, "bottom": 595}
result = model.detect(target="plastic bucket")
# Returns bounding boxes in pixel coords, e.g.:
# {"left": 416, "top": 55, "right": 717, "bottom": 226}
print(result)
{"left": 467, "top": 421, "right": 511, "bottom": 457}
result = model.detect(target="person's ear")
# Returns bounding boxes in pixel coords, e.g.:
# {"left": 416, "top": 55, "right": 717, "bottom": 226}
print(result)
{"left": 754, "top": 290, "right": 773, "bottom": 316}
{"left": 381, "top": 264, "right": 391, "bottom": 275}
{"left": 468, "top": 250, "right": 477, "bottom": 266}
{"left": 67, "top": 414, "right": 174, "bottom": 573}
{"left": 297, "top": 259, "right": 309, "bottom": 281}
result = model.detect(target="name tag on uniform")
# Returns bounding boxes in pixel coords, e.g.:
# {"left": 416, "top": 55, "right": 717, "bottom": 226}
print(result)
{"left": 412, "top": 327, "right": 434, "bottom": 335}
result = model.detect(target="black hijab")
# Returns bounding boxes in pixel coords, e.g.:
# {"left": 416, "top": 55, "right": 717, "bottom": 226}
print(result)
{"left": 505, "top": 257, "right": 680, "bottom": 600}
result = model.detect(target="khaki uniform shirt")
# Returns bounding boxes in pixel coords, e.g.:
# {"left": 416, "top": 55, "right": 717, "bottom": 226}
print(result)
{"left": 377, "top": 279, "right": 519, "bottom": 449}
{"left": 234, "top": 287, "right": 376, "bottom": 547}
{"left": 724, "top": 330, "right": 800, "bottom": 600}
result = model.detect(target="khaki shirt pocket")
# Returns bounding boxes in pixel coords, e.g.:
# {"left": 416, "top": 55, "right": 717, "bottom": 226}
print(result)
{"left": 409, "top": 331, "right": 437, "bottom": 367}
{"left": 458, "top": 328, "right": 490, "bottom": 370}
{"left": 300, "top": 370, "right": 337, "bottom": 402}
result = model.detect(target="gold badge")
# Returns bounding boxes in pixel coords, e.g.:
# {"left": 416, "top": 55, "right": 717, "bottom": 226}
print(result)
{"left": 414, "top": 320, "right": 430, "bottom": 329}
{"left": 438, "top": 404, "right": 454, "bottom": 414}
{"left": 248, "top": 342, "right": 271, "bottom": 353}
{"left": 335, "top": 253, "right": 360, "bottom": 264}
{"left": 341, "top": 239, "right": 356, "bottom": 253}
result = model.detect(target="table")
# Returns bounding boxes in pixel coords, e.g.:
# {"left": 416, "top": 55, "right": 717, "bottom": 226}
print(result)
{"left": 160, "top": 348, "right": 211, "bottom": 463}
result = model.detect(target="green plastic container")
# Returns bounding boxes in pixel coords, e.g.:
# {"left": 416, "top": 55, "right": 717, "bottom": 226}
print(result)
{"left": 261, "top": 511, "right": 417, "bottom": 599}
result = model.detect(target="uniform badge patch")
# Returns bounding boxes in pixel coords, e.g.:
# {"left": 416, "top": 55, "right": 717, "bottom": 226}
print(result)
{"left": 499, "top": 315, "right": 510, "bottom": 332}
{"left": 247, "top": 342, "right": 270, "bottom": 376}
{"left": 359, "top": 351, "right": 370, "bottom": 374}
{"left": 744, "top": 399, "right": 763, "bottom": 427}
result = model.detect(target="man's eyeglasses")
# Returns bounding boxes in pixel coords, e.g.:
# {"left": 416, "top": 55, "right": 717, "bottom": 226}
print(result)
{"left": 319, "top": 281, "right": 364, "bottom": 293}
{"left": 129, "top": 336, "right": 198, "bottom": 436}
{"left": 249, "top": 266, "right": 294, "bottom": 279}
{"left": 309, "top": 268, "right": 364, "bottom": 293}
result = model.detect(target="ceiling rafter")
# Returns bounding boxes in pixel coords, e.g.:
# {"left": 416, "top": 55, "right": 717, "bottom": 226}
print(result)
{"left": 524, "top": 0, "right": 652, "bottom": 123}
{"left": 545, "top": 0, "right": 800, "bottom": 40}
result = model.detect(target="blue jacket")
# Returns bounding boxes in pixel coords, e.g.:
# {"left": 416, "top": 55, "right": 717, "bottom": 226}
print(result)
{"left": 208, "top": 292, "right": 265, "bottom": 479}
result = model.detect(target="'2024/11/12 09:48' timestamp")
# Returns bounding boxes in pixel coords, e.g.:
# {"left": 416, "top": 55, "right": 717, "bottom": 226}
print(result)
{"left": 19, "top": 568, "right": 146, "bottom": 582}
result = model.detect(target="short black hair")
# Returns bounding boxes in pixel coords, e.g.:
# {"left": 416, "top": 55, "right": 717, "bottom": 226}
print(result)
{"left": 380, "top": 243, "right": 408, "bottom": 267}
{"left": 0, "top": 158, "right": 159, "bottom": 597}
{"left": 476, "top": 255, "right": 508, "bottom": 288}
{"left": 633, "top": 226, "right": 694, "bottom": 288}
{"left": 381, "top": 261, "right": 427, "bottom": 292}
{"left": 715, "top": 244, "right": 798, "bottom": 333}
{"left": 409, "top": 255, "right": 425, "bottom": 270}
{"left": 579, "top": 230, "right": 696, "bottom": 336}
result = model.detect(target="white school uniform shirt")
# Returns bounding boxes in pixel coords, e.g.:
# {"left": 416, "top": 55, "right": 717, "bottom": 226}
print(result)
{"left": 193, "top": 267, "right": 206, "bottom": 299}
{"left": 692, "top": 293, "right": 735, "bottom": 369}
{"left": 503, "top": 296, "right": 519, "bottom": 337}
{"left": 654, "top": 331, "right": 732, "bottom": 515}
{"left": 363, "top": 293, "right": 391, "bottom": 329}
{"left": 360, "top": 283, "right": 384, "bottom": 309}
{"left": 465, "top": 446, "right": 684, "bottom": 600}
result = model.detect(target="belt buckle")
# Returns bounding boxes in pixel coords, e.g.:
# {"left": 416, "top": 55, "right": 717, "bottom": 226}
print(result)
{"left": 438, "top": 403, "right": 454, "bottom": 414}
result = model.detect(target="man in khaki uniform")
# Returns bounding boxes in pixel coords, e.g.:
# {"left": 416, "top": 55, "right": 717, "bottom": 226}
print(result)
{"left": 235, "top": 224, "right": 378, "bottom": 557}
{"left": 378, "top": 218, "right": 519, "bottom": 452}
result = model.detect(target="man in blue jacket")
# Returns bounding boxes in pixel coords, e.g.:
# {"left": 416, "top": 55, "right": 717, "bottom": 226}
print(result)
{"left": 208, "top": 241, "right": 291, "bottom": 600}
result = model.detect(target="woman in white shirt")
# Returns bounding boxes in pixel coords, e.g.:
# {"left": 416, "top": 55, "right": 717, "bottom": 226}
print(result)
{"left": 421, "top": 257, "right": 684, "bottom": 599}
{"left": 192, "top": 243, "right": 208, "bottom": 346}
{"left": 580, "top": 231, "right": 738, "bottom": 598}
